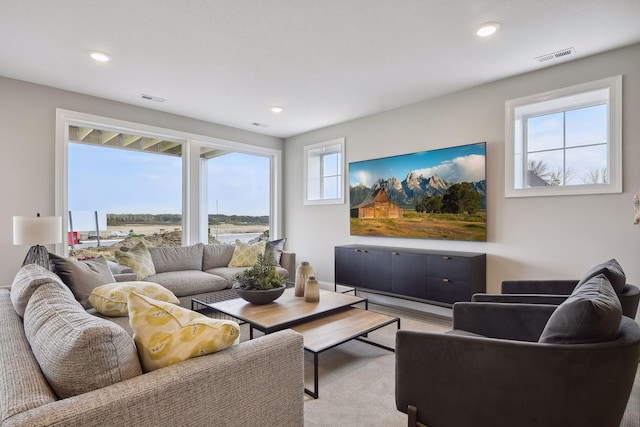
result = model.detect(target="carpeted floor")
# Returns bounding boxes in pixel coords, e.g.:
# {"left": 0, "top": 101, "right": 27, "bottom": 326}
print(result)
{"left": 241, "top": 304, "right": 640, "bottom": 426}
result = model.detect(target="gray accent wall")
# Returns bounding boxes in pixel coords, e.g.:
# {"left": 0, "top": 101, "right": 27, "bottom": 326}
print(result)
{"left": 284, "top": 43, "right": 640, "bottom": 297}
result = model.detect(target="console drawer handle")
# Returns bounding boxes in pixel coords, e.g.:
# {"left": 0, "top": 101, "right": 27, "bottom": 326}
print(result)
{"left": 443, "top": 278, "right": 451, "bottom": 283}
{"left": 442, "top": 256, "right": 452, "bottom": 260}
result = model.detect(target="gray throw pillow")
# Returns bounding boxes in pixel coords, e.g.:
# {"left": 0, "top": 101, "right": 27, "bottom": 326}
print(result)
{"left": 265, "top": 238, "right": 287, "bottom": 266}
{"left": 539, "top": 274, "right": 622, "bottom": 344}
{"left": 49, "top": 253, "right": 116, "bottom": 309}
{"left": 576, "top": 258, "right": 626, "bottom": 293}
{"left": 24, "top": 282, "right": 142, "bottom": 398}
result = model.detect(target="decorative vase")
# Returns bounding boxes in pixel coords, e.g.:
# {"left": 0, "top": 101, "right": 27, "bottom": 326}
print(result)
{"left": 235, "top": 286, "right": 286, "bottom": 305}
{"left": 295, "top": 261, "right": 314, "bottom": 297}
{"left": 304, "top": 276, "right": 320, "bottom": 302}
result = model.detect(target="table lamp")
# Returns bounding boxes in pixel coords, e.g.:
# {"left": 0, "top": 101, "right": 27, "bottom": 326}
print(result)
{"left": 13, "top": 213, "right": 62, "bottom": 270}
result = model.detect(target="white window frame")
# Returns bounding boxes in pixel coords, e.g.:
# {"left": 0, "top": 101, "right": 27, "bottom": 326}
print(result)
{"left": 505, "top": 75, "right": 622, "bottom": 198}
{"left": 303, "top": 138, "right": 345, "bottom": 205}
{"left": 55, "top": 109, "right": 282, "bottom": 255}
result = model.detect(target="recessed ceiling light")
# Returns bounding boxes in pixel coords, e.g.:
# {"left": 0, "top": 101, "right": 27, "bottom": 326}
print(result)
{"left": 88, "top": 50, "right": 112, "bottom": 62}
{"left": 475, "top": 22, "right": 501, "bottom": 37}
{"left": 270, "top": 106, "right": 284, "bottom": 113}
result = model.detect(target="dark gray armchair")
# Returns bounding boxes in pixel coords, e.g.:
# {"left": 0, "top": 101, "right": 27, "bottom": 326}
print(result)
{"left": 473, "top": 259, "right": 640, "bottom": 319}
{"left": 395, "top": 299, "right": 640, "bottom": 427}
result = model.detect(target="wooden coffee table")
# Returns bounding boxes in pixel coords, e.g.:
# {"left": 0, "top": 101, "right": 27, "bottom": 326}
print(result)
{"left": 193, "top": 288, "right": 400, "bottom": 398}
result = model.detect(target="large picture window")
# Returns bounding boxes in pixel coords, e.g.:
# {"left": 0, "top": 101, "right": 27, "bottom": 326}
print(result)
{"left": 56, "top": 110, "right": 281, "bottom": 257}
{"left": 505, "top": 76, "right": 622, "bottom": 197}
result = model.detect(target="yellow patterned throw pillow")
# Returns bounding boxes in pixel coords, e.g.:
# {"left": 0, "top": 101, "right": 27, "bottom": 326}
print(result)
{"left": 115, "top": 242, "right": 156, "bottom": 280}
{"left": 89, "top": 281, "right": 180, "bottom": 316}
{"left": 227, "top": 239, "right": 266, "bottom": 267}
{"left": 128, "top": 292, "right": 240, "bottom": 372}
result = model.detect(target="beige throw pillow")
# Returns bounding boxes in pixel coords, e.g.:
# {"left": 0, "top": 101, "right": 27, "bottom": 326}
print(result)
{"left": 115, "top": 242, "right": 156, "bottom": 280}
{"left": 128, "top": 292, "right": 240, "bottom": 372}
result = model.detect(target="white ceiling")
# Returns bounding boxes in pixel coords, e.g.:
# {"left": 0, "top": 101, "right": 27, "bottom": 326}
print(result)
{"left": 1, "top": 0, "right": 639, "bottom": 139}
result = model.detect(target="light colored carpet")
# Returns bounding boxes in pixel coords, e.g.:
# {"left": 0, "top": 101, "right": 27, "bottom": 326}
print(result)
{"left": 241, "top": 304, "right": 640, "bottom": 427}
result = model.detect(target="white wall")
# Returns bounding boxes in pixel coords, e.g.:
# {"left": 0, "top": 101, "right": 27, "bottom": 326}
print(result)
{"left": 284, "top": 43, "right": 640, "bottom": 297}
{"left": 0, "top": 77, "right": 283, "bottom": 285}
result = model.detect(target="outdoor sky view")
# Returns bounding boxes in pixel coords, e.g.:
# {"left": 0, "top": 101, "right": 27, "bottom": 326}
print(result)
{"left": 525, "top": 104, "right": 608, "bottom": 185}
{"left": 68, "top": 143, "right": 269, "bottom": 222}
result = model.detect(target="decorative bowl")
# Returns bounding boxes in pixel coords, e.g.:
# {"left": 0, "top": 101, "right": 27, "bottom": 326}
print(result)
{"left": 235, "top": 286, "right": 286, "bottom": 305}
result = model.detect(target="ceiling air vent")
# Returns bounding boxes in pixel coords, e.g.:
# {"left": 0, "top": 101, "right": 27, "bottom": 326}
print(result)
{"left": 535, "top": 48, "right": 576, "bottom": 64}
{"left": 139, "top": 94, "right": 166, "bottom": 103}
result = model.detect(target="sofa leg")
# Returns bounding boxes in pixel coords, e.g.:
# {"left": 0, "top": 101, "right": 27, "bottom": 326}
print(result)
{"left": 408, "top": 405, "right": 428, "bottom": 427}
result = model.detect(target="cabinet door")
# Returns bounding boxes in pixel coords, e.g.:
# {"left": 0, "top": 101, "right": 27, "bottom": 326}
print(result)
{"left": 335, "top": 247, "right": 360, "bottom": 286}
{"left": 426, "top": 255, "right": 472, "bottom": 304}
{"left": 391, "top": 251, "right": 428, "bottom": 299}
{"left": 358, "top": 249, "right": 391, "bottom": 292}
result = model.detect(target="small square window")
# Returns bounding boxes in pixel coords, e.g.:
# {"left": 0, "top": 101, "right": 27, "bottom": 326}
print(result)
{"left": 303, "top": 138, "right": 345, "bottom": 205}
{"left": 505, "top": 76, "right": 622, "bottom": 197}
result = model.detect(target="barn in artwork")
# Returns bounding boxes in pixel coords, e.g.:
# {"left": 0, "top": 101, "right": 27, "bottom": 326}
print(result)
{"left": 350, "top": 187, "right": 403, "bottom": 219}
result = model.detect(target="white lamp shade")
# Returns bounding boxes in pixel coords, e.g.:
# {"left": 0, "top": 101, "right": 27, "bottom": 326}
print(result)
{"left": 13, "top": 216, "right": 62, "bottom": 245}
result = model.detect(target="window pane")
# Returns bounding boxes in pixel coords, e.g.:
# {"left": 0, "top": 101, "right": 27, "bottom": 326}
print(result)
{"left": 323, "top": 176, "right": 339, "bottom": 199}
{"left": 565, "top": 144, "right": 608, "bottom": 185}
{"left": 307, "top": 153, "right": 321, "bottom": 200}
{"left": 566, "top": 104, "right": 607, "bottom": 147}
{"left": 323, "top": 153, "right": 339, "bottom": 176}
{"left": 527, "top": 150, "right": 563, "bottom": 186}
{"left": 206, "top": 152, "right": 269, "bottom": 243}
{"left": 68, "top": 142, "right": 182, "bottom": 254}
{"left": 527, "top": 112, "right": 564, "bottom": 152}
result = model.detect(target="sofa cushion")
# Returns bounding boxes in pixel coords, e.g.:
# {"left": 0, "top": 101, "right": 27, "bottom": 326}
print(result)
{"left": 202, "top": 243, "right": 236, "bottom": 270}
{"left": 23, "top": 282, "right": 142, "bottom": 398}
{"left": 10, "top": 263, "right": 67, "bottom": 318}
{"left": 539, "top": 274, "right": 622, "bottom": 344}
{"left": 577, "top": 258, "right": 626, "bottom": 293}
{"left": 144, "top": 270, "right": 228, "bottom": 297}
{"left": 228, "top": 239, "right": 266, "bottom": 268}
{"left": 49, "top": 254, "right": 116, "bottom": 309}
{"left": 89, "top": 281, "right": 180, "bottom": 316}
{"left": 265, "top": 238, "right": 286, "bottom": 266}
{"left": 115, "top": 242, "right": 156, "bottom": 280}
{"left": 148, "top": 243, "right": 204, "bottom": 274}
{"left": 128, "top": 292, "right": 240, "bottom": 372}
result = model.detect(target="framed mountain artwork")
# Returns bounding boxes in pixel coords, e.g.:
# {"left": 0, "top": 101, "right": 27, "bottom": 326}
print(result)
{"left": 349, "top": 142, "right": 486, "bottom": 241}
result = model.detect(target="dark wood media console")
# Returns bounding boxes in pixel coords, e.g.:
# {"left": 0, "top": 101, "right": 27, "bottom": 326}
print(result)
{"left": 334, "top": 245, "right": 486, "bottom": 307}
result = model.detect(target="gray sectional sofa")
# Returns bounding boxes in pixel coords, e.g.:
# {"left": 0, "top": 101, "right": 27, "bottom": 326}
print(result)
{"left": 113, "top": 242, "right": 296, "bottom": 307}
{"left": 0, "top": 264, "right": 305, "bottom": 427}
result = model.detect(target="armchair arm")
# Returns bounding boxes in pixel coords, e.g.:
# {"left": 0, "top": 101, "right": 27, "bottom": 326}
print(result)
{"left": 502, "top": 279, "right": 578, "bottom": 294}
{"left": 472, "top": 293, "right": 568, "bottom": 306}
{"left": 452, "top": 302, "right": 557, "bottom": 342}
